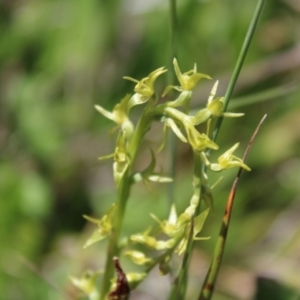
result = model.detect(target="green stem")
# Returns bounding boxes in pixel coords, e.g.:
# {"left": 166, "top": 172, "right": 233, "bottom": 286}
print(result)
{"left": 100, "top": 176, "right": 130, "bottom": 300}
{"left": 198, "top": 194, "right": 234, "bottom": 300}
{"left": 168, "top": 153, "right": 203, "bottom": 300}
{"left": 197, "top": 2, "right": 265, "bottom": 299}
{"left": 211, "top": 0, "right": 265, "bottom": 143}
{"left": 169, "top": 0, "right": 178, "bottom": 78}
{"left": 100, "top": 113, "right": 152, "bottom": 300}
{"left": 179, "top": 153, "right": 204, "bottom": 298}
{"left": 168, "top": 219, "right": 194, "bottom": 300}
{"left": 167, "top": 0, "right": 178, "bottom": 209}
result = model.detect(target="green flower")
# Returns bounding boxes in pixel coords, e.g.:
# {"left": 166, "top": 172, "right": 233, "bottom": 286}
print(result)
{"left": 124, "top": 67, "right": 167, "bottom": 103}
{"left": 130, "top": 230, "right": 176, "bottom": 251}
{"left": 70, "top": 271, "right": 101, "bottom": 299}
{"left": 130, "top": 224, "right": 176, "bottom": 251}
{"left": 150, "top": 205, "right": 179, "bottom": 237}
{"left": 151, "top": 205, "right": 210, "bottom": 255}
{"left": 125, "top": 251, "right": 153, "bottom": 266}
{"left": 126, "top": 272, "right": 147, "bottom": 285}
{"left": 208, "top": 143, "right": 251, "bottom": 171}
{"left": 99, "top": 130, "right": 130, "bottom": 187}
{"left": 83, "top": 203, "right": 116, "bottom": 248}
{"left": 176, "top": 209, "right": 210, "bottom": 255}
{"left": 161, "top": 107, "right": 218, "bottom": 153}
{"left": 184, "top": 123, "right": 218, "bottom": 153}
{"left": 164, "top": 58, "right": 211, "bottom": 94}
{"left": 95, "top": 94, "right": 134, "bottom": 138}
{"left": 206, "top": 81, "right": 244, "bottom": 118}
{"left": 113, "top": 131, "right": 130, "bottom": 186}
{"left": 130, "top": 205, "right": 209, "bottom": 258}
{"left": 190, "top": 81, "right": 244, "bottom": 126}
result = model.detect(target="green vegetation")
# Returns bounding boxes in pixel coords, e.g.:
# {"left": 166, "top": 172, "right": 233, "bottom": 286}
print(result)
{"left": 0, "top": 1, "right": 299, "bottom": 299}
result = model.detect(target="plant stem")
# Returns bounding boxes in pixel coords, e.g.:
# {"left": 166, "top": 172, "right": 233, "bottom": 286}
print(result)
{"left": 197, "top": 2, "right": 265, "bottom": 298}
{"left": 168, "top": 153, "right": 203, "bottom": 300}
{"left": 168, "top": 218, "right": 194, "bottom": 300}
{"left": 100, "top": 174, "right": 131, "bottom": 300}
{"left": 169, "top": 0, "right": 178, "bottom": 76}
{"left": 211, "top": 0, "right": 265, "bottom": 143}
{"left": 99, "top": 113, "right": 152, "bottom": 300}
{"left": 167, "top": 0, "right": 179, "bottom": 208}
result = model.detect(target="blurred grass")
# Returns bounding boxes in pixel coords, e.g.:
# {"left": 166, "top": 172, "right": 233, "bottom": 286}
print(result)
{"left": 0, "top": 0, "right": 299, "bottom": 299}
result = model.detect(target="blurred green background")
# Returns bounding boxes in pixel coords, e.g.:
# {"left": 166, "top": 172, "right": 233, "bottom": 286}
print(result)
{"left": 0, "top": 0, "right": 299, "bottom": 299}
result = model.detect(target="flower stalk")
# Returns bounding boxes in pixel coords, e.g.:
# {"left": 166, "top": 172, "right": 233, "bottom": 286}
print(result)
{"left": 100, "top": 104, "right": 158, "bottom": 299}
{"left": 72, "top": 59, "right": 251, "bottom": 300}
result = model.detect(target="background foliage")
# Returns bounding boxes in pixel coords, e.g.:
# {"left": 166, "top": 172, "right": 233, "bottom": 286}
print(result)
{"left": 0, "top": 0, "right": 299, "bottom": 299}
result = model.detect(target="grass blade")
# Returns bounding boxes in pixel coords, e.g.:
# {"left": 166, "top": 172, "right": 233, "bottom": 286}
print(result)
{"left": 211, "top": 0, "right": 265, "bottom": 143}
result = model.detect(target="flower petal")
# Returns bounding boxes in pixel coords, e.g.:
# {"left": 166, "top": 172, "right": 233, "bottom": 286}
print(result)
{"left": 95, "top": 105, "right": 118, "bottom": 123}
{"left": 166, "top": 118, "right": 187, "bottom": 143}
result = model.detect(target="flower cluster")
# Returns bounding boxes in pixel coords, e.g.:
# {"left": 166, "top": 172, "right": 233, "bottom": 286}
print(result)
{"left": 72, "top": 58, "right": 250, "bottom": 298}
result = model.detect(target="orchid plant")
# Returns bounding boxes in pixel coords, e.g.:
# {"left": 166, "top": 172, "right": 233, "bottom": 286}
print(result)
{"left": 70, "top": 58, "right": 251, "bottom": 300}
